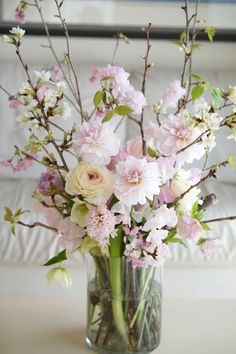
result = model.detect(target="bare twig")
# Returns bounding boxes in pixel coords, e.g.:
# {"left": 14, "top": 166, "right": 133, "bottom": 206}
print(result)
{"left": 0, "top": 84, "right": 12, "bottom": 97}
{"left": 203, "top": 216, "right": 236, "bottom": 224}
{"left": 54, "top": 0, "right": 84, "bottom": 121}
{"left": 111, "top": 32, "right": 121, "bottom": 65}
{"left": 140, "top": 23, "right": 152, "bottom": 155}
{"left": 18, "top": 220, "right": 57, "bottom": 232}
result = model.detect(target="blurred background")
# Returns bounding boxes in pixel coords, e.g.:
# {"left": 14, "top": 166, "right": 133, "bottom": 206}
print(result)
{"left": 0, "top": 0, "right": 236, "bottom": 299}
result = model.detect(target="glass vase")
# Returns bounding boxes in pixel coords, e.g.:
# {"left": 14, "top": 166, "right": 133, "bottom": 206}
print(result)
{"left": 86, "top": 255, "right": 162, "bottom": 354}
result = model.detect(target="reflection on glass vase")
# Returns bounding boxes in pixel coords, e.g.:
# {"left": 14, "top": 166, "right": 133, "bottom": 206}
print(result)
{"left": 86, "top": 255, "right": 162, "bottom": 354}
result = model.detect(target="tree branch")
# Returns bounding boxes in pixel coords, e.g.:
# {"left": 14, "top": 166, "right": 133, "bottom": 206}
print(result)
{"left": 18, "top": 221, "right": 57, "bottom": 232}
{"left": 203, "top": 216, "right": 236, "bottom": 224}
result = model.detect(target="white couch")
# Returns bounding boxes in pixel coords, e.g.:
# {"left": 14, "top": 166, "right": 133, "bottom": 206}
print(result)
{"left": 0, "top": 38, "right": 236, "bottom": 299}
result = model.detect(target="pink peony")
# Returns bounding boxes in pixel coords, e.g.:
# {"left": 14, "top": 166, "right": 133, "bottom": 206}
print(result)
{"left": 86, "top": 205, "right": 116, "bottom": 247}
{"left": 51, "top": 65, "right": 64, "bottom": 81}
{"left": 177, "top": 215, "right": 202, "bottom": 240}
{"left": 73, "top": 121, "right": 120, "bottom": 165}
{"left": 162, "top": 80, "right": 186, "bottom": 108}
{"left": 37, "top": 170, "right": 63, "bottom": 195}
{"left": 59, "top": 217, "right": 86, "bottom": 252}
{"left": 114, "top": 156, "right": 161, "bottom": 206}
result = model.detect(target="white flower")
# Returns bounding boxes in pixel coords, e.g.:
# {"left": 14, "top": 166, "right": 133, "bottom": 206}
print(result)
{"left": 34, "top": 70, "right": 51, "bottom": 83}
{"left": 111, "top": 201, "right": 131, "bottom": 226}
{"left": 62, "top": 101, "right": 72, "bottom": 120}
{"left": 10, "top": 26, "right": 25, "bottom": 39}
{"left": 228, "top": 86, "right": 236, "bottom": 104}
{"left": 73, "top": 121, "right": 120, "bottom": 165}
{"left": 143, "top": 204, "right": 177, "bottom": 231}
{"left": 46, "top": 267, "right": 72, "bottom": 288}
{"left": 202, "top": 133, "right": 216, "bottom": 152}
{"left": 55, "top": 81, "right": 66, "bottom": 96}
{"left": 114, "top": 156, "right": 161, "bottom": 206}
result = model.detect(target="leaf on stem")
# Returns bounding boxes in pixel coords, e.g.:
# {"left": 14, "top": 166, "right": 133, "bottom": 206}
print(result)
{"left": 43, "top": 249, "right": 67, "bottom": 266}
{"left": 93, "top": 90, "right": 103, "bottom": 109}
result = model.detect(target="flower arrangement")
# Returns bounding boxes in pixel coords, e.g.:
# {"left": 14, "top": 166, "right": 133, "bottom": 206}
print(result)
{"left": 1, "top": 1, "right": 236, "bottom": 353}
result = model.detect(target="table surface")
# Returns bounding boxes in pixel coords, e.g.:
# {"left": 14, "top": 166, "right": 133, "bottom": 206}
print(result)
{"left": 0, "top": 297, "right": 236, "bottom": 354}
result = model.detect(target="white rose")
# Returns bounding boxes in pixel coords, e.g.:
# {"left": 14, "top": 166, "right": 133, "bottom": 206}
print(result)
{"left": 65, "top": 164, "right": 113, "bottom": 206}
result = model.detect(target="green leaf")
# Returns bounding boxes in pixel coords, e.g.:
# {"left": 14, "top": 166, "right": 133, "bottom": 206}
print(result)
{"left": 93, "top": 90, "right": 103, "bottom": 109}
{"left": 191, "top": 82, "right": 209, "bottom": 102}
{"left": 147, "top": 146, "right": 158, "bottom": 158}
{"left": 4, "top": 207, "right": 13, "bottom": 222}
{"left": 170, "top": 40, "right": 182, "bottom": 46}
{"left": 102, "top": 91, "right": 107, "bottom": 104}
{"left": 211, "top": 88, "right": 223, "bottom": 109}
{"left": 191, "top": 73, "right": 203, "bottom": 82}
{"left": 205, "top": 26, "right": 216, "bottom": 42}
{"left": 200, "top": 222, "right": 211, "bottom": 231}
{"left": 11, "top": 225, "right": 16, "bottom": 236}
{"left": 180, "top": 31, "right": 186, "bottom": 44}
{"left": 228, "top": 155, "right": 236, "bottom": 169}
{"left": 190, "top": 44, "right": 202, "bottom": 50}
{"left": 114, "top": 105, "right": 133, "bottom": 116}
{"left": 102, "top": 111, "right": 114, "bottom": 123}
{"left": 167, "top": 237, "right": 187, "bottom": 248}
{"left": 194, "top": 210, "right": 204, "bottom": 221}
{"left": 43, "top": 249, "right": 67, "bottom": 266}
{"left": 110, "top": 225, "right": 124, "bottom": 258}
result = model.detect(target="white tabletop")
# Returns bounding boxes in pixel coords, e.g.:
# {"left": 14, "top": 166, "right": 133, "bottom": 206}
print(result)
{"left": 0, "top": 297, "right": 236, "bottom": 354}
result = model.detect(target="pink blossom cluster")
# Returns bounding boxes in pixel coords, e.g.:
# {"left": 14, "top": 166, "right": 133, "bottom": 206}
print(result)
{"left": 90, "top": 64, "right": 147, "bottom": 115}
{"left": 0, "top": 155, "right": 36, "bottom": 173}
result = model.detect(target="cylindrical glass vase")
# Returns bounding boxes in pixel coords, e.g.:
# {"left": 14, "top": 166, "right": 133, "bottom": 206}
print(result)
{"left": 86, "top": 255, "right": 162, "bottom": 354}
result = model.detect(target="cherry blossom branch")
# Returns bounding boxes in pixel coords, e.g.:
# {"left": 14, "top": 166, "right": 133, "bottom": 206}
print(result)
{"left": 180, "top": 0, "right": 190, "bottom": 91}
{"left": 54, "top": 0, "right": 84, "bottom": 121}
{"left": 203, "top": 216, "right": 236, "bottom": 224}
{"left": 111, "top": 32, "right": 121, "bottom": 65}
{"left": 185, "top": 0, "right": 199, "bottom": 103}
{"left": 168, "top": 167, "right": 216, "bottom": 207}
{"left": 140, "top": 23, "right": 152, "bottom": 155}
{"left": 18, "top": 220, "right": 57, "bottom": 232}
{"left": 34, "top": 0, "right": 82, "bottom": 118}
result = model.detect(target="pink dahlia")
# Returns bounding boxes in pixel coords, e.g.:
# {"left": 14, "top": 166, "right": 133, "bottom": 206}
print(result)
{"left": 114, "top": 156, "right": 161, "bottom": 206}
{"left": 73, "top": 121, "right": 120, "bottom": 165}
{"left": 162, "top": 80, "right": 186, "bottom": 108}
{"left": 177, "top": 215, "right": 202, "bottom": 240}
{"left": 86, "top": 205, "right": 116, "bottom": 247}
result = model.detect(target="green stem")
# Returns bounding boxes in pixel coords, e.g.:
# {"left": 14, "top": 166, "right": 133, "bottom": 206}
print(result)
{"left": 130, "top": 268, "right": 154, "bottom": 329}
{"left": 109, "top": 257, "right": 129, "bottom": 345}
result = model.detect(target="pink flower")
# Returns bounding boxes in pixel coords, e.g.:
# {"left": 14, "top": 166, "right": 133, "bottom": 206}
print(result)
{"left": 156, "top": 115, "right": 205, "bottom": 163}
{"left": 177, "top": 215, "right": 202, "bottom": 240}
{"left": 73, "top": 121, "right": 120, "bottom": 165}
{"left": 15, "top": 9, "right": 27, "bottom": 24}
{"left": 156, "top": 156, "right": 176, "bottom": 183}
{"left": 0, "top": 155, "right": 35, "bottom": 173}
{"left": 201, "top": 236, "right": 222, "bottom": 256}
{"left": 126, "top": 138, "right": 143, "bottom": 158}
{"left": 143, "top": 204, "right": 177, "bottom": 231}
{"left": 114, "top": 156, "right": 161, "bottom": 206}
{"left": 44, "top": 208, "right": 62, "bottom": 229}
{"left": 86, "top": 205, "right": 116, "bottom": 247}
{"left": 51, "top": 65, "right": 64, "bottom": 81}
{"left": 120, "top": 88, "right": 147, "bottom": 115}
{"left": 106, "top": 148, "right": 127, "bottom": 171}
{"left": 59, "top": 218, "right": 85, "bottom": 252}
{"left": 37, "top": 170, "right": 63, "bottom": 195}
{"left": 162, "top": 80, "right": 186, "bottom": 108}
{"left": 158, "top": 185, "right": 176, "bottom": 204}
{"left": 9, "top": 98, "right": 21, "bottom": 109}
{"left": 90, "top": 64, "right": 130, "bottom": 91}
{"left": 37, "top": 85, "right": 47, "bottom": 102}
